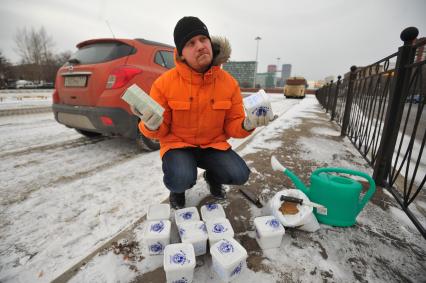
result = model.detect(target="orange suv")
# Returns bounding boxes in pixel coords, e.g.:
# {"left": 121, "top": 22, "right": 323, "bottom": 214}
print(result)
{"left": 52, "top": 38, "right": 174, "bottom": 150}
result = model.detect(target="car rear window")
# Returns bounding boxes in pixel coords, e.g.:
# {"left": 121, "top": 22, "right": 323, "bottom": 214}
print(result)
{"left": 69, "top": 42, "right": 135, "bottom": 64}
{"left": 154, "top": 51, "right": 175, "bottom": 69}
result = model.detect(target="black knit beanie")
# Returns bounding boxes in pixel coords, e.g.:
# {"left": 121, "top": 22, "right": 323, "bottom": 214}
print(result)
{"left": 174, "top": 16, "right": 210, "bottom": 55}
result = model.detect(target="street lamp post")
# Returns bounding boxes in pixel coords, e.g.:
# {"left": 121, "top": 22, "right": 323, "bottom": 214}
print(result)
{"left": 276, "top": 57, "right": 281, "bottom": 87}
{"left": 254, "top": 36, "right": 261, "bottom": 88}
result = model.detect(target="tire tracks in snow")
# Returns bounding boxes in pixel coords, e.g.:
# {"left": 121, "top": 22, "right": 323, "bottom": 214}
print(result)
{"left": 1, "top": 150, "right": 140, "bottom": 206}
{"left": 0, "top": 136, "right": 110, "bottom": 159}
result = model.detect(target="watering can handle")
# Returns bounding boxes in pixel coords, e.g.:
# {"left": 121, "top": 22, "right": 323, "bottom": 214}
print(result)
{"left": 312, "top": 168, "right": 376, "bottom": 213}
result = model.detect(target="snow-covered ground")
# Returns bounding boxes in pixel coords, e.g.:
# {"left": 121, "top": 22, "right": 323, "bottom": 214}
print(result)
{"left": 67, "top": 96, "right": 426, "bottom": 283}
{"left": 0, "top": 93, "right": 299, "bottom": 282}
{"left": 1, "top": 94, "right": 424, "bottom": 283}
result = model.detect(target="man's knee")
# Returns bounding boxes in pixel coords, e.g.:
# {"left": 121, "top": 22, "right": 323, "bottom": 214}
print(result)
{"left": 231, "top": 166, "right": 250, "bottom": 185}
{"left": 163, "top": 169, "right": 197, "bottom": 193}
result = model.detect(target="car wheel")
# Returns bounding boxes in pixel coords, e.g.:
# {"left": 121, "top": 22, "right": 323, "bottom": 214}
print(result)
{"left": 75, "top": 129, "right": 103, "bottom": 138}
{"left": 136, "top": 132, "right": 160, "bottom": 151}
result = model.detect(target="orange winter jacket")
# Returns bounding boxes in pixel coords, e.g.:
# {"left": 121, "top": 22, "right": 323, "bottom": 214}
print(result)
{"left": 139, "top": 37, "right": 253, "bottom": 157}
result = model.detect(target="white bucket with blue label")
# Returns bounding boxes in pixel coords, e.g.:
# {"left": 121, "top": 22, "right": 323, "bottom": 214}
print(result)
{"left": 210, "top": 238, "right": 248, "bottom": 282}
{"left": 163, "top": 243, "right": 196, "bottom": 283}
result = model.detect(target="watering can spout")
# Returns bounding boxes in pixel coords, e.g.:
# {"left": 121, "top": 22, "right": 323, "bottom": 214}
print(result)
{"left": 271, "top": 156, "right": 309, "bottom": 194}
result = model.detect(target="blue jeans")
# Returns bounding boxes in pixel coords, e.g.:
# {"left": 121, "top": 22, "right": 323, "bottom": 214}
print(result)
{"left": 162, "top": 147, "right": 250, "bottom": 193}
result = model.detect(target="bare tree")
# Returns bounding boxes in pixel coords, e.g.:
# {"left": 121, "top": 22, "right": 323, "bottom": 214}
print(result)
{"left": 0, "top": 51, "right": 13, "bottom": 88}
{"left": 14, "top": 26, "right": 55, "bottom": 65}
{"left": 55, "top": 51, "right": 72, "bottom": 66}
{"left": 13, "top": 26, "right": 57, "bottom": 82}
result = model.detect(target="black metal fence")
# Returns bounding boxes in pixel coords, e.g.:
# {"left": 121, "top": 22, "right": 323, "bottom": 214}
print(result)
{"left": 316, "top": 27, "right": 425, "bottom": 238}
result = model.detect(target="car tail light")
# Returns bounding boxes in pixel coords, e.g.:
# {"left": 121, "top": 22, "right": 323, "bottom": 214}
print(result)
{"left": 106, "top": 66, "right": 142, "bottom": 89}
{"left": 100, "top": 116, "right": 114, "bottom": 126}
{"left": 52, "top": 89, "right": 60, "bottom": 104}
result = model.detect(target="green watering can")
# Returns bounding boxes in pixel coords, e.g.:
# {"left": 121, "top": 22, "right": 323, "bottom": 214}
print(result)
{"left": 271, "top": 156, "right": 376, "bottom": 227}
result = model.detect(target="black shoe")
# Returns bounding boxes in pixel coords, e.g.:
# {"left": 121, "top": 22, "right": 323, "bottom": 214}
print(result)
{"left": 203, "top": 172, "right": 226, "bottom": 199}
{"left": 169, "top": 192, "right": 185, "bottom": 209}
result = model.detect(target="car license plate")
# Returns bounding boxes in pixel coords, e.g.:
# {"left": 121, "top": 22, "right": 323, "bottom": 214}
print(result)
{"left": 64, "top": 76, "right": 87, "bottom": 87}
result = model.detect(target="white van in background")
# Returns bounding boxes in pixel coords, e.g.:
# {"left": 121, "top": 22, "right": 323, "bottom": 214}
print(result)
{"left": 15, "top": 80, "right": 29, "bottom": 89}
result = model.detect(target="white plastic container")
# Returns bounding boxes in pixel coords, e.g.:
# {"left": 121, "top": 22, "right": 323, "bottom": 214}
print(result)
{"left": 143, "top": 220, "right": 171, "bottom": 255}
{"left": 163, "top": 243, "right": 196, "bottom": 283}
{"left": 206, "top": 218, "right": 234, "bottom": 247}
{"left": 243, "top": 89, "right": 274, "bottom": 121}
{"left": 174, "top": 207, "right": 200, "bottom": 225}
{"left": 200, "top": 203, "right": 226, "bottom": 222}
{"left": 254, "top": 216, "right": 285, "bottom": 250}
{"left": 147, "top": 203, "right": 170, "bottom": 221}
{"left": 121, "top": 84, "right": 164, "bottom": 116}
{"left": 210, "top": 238, "right": 248, "bottom": 282}
{"left": 178, "top": 221, "right": 208, "bottom": 256}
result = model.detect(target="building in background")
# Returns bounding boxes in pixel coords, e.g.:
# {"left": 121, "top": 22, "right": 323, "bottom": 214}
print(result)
{"left": 266, "top": 64, "right": 277, "bottom": 88}
{"left": 255, "top": 72, "right": 277, "bottom": 88}
{"left": 307, "top": 80, "right": 317, "bottom": 89}
{"left": 281, "top": 64, "right": 292, "bottom": 85}
{"left": 267, "top": 64, "right": 277, "bottom": 73}
{"left": 255, "top": 73, "right": 268, "bottom": 88}
{"left": 222, "top": 61, "right": 257, "bottom": 88}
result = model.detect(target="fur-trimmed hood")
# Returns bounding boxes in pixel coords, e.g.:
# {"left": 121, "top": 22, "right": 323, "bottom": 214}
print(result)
{"left": 210, "top": 36, "right": 231, "bottom": 66}
{"left": 175, "top": 36, "right": 231, "bottom": 67}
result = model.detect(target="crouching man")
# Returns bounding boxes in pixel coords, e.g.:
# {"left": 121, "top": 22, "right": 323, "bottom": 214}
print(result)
{"left": 132, "top": 16, "right": 271, "bottom": 208}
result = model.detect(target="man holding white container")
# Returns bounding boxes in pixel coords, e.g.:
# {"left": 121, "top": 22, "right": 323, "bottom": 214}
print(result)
{"left": 127, "top": 16, "right": 274, "bottom": 209}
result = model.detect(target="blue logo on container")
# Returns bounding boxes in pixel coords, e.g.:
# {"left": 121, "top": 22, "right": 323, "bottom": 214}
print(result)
{"left": 149, "top": 242, "right": 163, "bottom": 253}
{"left": 231, "top": 261, "right": 243, "bottom": 276}
{"left": 218, "top": 241, "right": 234, "bottom": 254}
{"left": 171, "top": 250, "right": 190, "bottom": 265}
{"left": 213, "top": 223, "right": 227, "bottom": 233}
{"left": 172, "top": 278, "right": 188, "bottom": 283}
{"left": 180, "top": 211, "right": 193, "bottom": 220}
{"left": 178, "top": 227, "right": 186, "bottom": 237}
{"left": 150, "top": 221, "right": 164, "bottom": 233}
{"left": 266, "top": 219, "right": 280, "bottom": 229}
{"left": 206, "top": 203, "right": 218, "bottom": 211}
{"left": 252, "top": 106, "right": 270, "bottom": 117}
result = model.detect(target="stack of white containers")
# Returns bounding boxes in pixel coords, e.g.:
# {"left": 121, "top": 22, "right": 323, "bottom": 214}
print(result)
{"left": 201, "top": 203, "right": 248, "bottom": 282}
{"left": 175, "top": 207, "right": 209, "bottom": 256}
{"left": 201, "top": 203, "right": 234, "bottom": 246}
{"left": 143, "top": 203, "right": 249, "bottom": 282}
{"left": 143, "top": 204, "right": 172, "bottom": 255}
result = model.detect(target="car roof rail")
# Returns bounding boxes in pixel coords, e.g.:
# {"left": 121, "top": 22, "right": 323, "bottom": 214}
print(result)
{"left": 134, "top": 38, "right": 174, "bottom": 49}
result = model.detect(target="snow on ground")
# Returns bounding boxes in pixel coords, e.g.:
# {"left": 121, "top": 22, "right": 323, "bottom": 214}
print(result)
{"left": 0, "top": 94, "right": 300, "bottom": 282}
{"left": 2, "top": 94, "right": 423, "bottom": 283}
{"left": 69, "top": 96, "right": 425, "bottom": 283}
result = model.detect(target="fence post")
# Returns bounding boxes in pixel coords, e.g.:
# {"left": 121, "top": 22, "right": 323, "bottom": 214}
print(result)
{"left": 326, "top": 80, "right": 334, "bottom": 112}
{"left": 373, "top": 27, "right": 418, "bottom": 185}
{"left": 330, "top": 76, "right": 342, "bottom": 121}
{"left": 320, "top": 83, "right": 327, "bottom": 108}
{"left": 320, "top": 83, "right": 327, "bottom": 107}
{"left": 341, "top": 66, "right": 357, "bottom": 136}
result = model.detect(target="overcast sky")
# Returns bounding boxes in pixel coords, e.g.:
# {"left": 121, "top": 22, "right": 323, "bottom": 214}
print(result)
{"left": 1, "top": 0, "right": 425, "bottom": 80}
